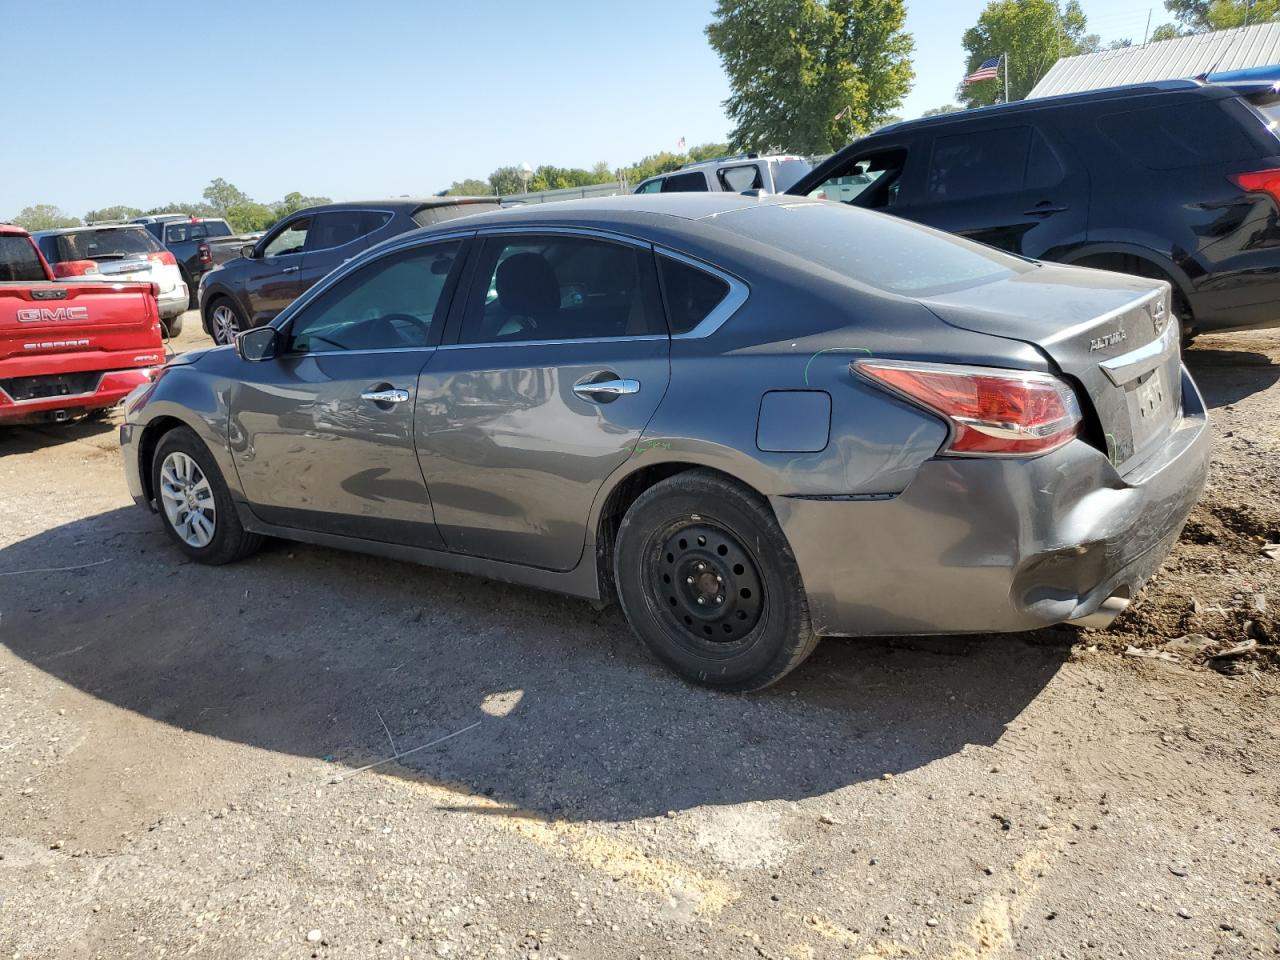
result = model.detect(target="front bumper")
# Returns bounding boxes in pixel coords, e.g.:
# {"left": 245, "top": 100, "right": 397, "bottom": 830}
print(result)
{"left": 773, "top": 366, "right": 1211, "bottom": 637}
{"left": 0, "top": 368, "right": 155, "bottom": 425}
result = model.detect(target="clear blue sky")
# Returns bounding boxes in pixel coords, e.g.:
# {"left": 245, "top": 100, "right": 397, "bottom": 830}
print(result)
{"left": 1, "top": 0, "right": 1168, "bottom": 218}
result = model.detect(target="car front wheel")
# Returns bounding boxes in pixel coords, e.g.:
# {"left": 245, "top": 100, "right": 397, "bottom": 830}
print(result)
{"left": 613, "top": 469, "right": 819, "bottom": 691}
{"left": 208, "top": 299, "right": 245, "bottom": 346}
{"left": 152, "top": 426, "right": 262, "bottom": 564}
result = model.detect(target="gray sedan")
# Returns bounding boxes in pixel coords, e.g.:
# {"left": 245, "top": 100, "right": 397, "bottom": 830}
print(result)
{"left": 120, "top": 194, "right": 1210, "bottom": 690}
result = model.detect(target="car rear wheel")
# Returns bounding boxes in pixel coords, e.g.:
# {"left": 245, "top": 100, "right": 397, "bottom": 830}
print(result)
{"left": 162, "top": 314, "right": 184, "bottom": 338}
{"left": 151, "top": 427, "right": 262, "bottom": 564}
{"left": 613, "top": 469, "right": 819, "bottom": 691}
{"left": 209, "top": 299, "right": 245, "bottom": 346}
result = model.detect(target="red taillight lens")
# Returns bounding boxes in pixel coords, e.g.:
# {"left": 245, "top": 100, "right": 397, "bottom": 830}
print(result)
{"left": 50, "top": 259, "right": 99, "bottom": 277}
{"left": 854, "top": 360, "right": 1082, "bottom": 456}
{"left": 197, "top": 242, "right": 212, "bottom": 264}
{"left": 147, "top": 251, "right": 177, "bottom": 267}
{"left": 1232, "top": 168, "right": 1280, "bottom": 203}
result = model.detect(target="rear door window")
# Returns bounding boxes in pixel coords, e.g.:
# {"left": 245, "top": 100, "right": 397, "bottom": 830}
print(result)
{"left": 305, "top": 210, "right": 366, "bottom": 251}
{"left": 659, "top": 172, "right": 710, "bottom": 193}
{"left": 927, "top": 127, "right": 1031, "bottom": 201}
{"left": 1097, "top": 100, "right": 1263, "bottom": 169}
{"left": 0, "top": 236, "right": 47, "bottom": 282}
{"left": 717, "top": 165, "right": 763, "bottom": 192}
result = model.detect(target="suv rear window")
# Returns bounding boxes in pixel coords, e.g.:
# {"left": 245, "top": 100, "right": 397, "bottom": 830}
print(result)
{"left": 0, "top": 236, "right": 46, "bottom": 282}
{"left": 44, "top": 227, "right": 163, "bottom": 263}
{"left": 1097, "top": 100, "right": 1262, "bottom": 169}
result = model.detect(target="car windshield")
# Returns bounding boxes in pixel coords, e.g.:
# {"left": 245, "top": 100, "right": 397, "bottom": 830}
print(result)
{"left": 717, "top": 200, "right": 1032, "bottom": 296}
{"left": 48, "top": 227, "right": 163, "bottom": 262}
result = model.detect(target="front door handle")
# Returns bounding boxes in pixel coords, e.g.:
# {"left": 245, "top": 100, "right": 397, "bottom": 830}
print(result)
{"left": 1023, "top": 202, "right": 1068, "bottom": 216}
{"left": 573, "top": 378, "right": 640, "bottom": 400}
{"left": 361, "top": 388, "right": 410, "bottom": 404}
{"left": 282, "top": 265, "right": 300, "bottom": 273}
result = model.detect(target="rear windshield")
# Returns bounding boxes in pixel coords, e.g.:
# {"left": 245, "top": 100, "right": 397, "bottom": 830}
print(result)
{"left": 1247, "top": 92, "right": 1280, "bottom": 139}
{"left": 718, "top": 201, "right": 1029, "bottom": 296}
{"left": 164, "top": 219, "right": 233, "bottom": 243}
{"left": 0, "top": 235, "right": 47, "bottom": 282}
{"left": 44, "top": 227, "right": 163, "bottom": 262}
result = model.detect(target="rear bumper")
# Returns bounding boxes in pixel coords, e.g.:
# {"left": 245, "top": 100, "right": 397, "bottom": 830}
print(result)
{"left": 0, "top": 367, "right": 155, "bottom": 424}
{"left": 773, "top": 366, "right": 1211, "bottom": 636}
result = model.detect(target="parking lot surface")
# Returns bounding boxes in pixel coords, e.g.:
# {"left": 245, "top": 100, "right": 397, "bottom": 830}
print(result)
{"left": 1, "top": 314, "right": 1278, "bottom": 959}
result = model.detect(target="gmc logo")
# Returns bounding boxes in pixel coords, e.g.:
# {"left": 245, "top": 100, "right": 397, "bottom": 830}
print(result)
{"left": 16, "top": 306, "right": 89, "bottom": 323}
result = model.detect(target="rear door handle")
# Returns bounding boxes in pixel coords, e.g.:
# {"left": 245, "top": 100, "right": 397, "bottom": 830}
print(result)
{"left": 1023, "top": 202, "right": 1068, "bottom": 216}
{"left": 361, "top": 388, "right": 410, "bottom": 404}
{"left": 573, "top": 378, "right": 640, "bottom": 400}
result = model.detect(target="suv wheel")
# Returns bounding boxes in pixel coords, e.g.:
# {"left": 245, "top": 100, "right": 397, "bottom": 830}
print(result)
{"left": 152, "top": 427, "right": 262, "bottom": 564}
{"left": 209, "top": 299, "right": 245, "bottom": 346}
{"left": 613, "top": 469, "right": 819, "bottom": 691}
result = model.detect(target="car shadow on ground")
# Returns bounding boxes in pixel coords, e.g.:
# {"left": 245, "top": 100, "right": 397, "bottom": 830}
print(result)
{"left": 1185, "top": 344, "right": 1280, "bottom": 409}
{"left": 0, "top": 416, "right": 119, "bottom": 453}
{"left": 0, "top": 505, "right": 1070, "bottom": 823}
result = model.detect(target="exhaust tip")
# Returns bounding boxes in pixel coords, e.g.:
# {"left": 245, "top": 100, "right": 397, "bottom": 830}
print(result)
{"left": 1068, "top": 589, "right": 1131, "bottom": 629}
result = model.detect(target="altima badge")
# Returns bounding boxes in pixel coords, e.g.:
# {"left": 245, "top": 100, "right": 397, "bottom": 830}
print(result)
{"left": 1089, "top": 328, "right": 1127, "bottom": 352}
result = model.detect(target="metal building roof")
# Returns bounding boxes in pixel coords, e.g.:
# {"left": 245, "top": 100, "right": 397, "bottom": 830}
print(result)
{"left": 1029, "top": 21, "right": 1280, "bottom": 98}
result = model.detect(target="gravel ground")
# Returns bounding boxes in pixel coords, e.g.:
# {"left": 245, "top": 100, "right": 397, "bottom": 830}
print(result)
{"left": 1, "top": 315, "right": 1277, "bottom": 960}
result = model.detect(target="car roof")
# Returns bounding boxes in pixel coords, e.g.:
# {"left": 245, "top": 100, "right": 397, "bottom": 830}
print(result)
{"left": 0, "top": 223, "right": 30, "bottom": 237}
{"left": 867, "top": 77, "right": 1221, "bottom": 140}
{"left": 32, "top": 223, "right": 150, "bottom": 237}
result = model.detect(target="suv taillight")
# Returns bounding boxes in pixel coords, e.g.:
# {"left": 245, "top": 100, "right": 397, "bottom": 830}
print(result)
{"left": 147, "top": 251, "right": 177, "bottom": 267}
{"left": 197, "top": 242, "right": 212, "bottom": 264}
{"left": 50, "top": 259, "right": 99, "bottom": 277}
{"left": 854, "top": 359, "right": 1082, "bottom": 456}
{"left": 1232, "top": 168, "right": 1280, "bottom": 204}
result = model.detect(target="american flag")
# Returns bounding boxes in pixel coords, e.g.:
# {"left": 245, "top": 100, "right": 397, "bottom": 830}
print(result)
{"left": 965, "top": 57, "right": 1001, "bottom": 85}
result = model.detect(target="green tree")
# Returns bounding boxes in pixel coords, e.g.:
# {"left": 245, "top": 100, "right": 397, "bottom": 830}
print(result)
{"left": 1164, "top": 0, "right": 1278, "bottom": 30}
{"left": 84, "top": 204, "right": 142, "bottom": 223}
{"left": 273, "top": 191, "right": 332, "bottom": 217}
{"left": 706, "top": 0, "right": 914, "bottom": 154}
{"left": 224, "top": 201, "right": 276, "bottom": 233}
{"left": 488, "top": 166, "right": 526, "bottom": 195}
{"left": 1150, "top": 22, "right": 1183, "bottom": 40}
{"left": 444, "top": 178, "right": 494, "bottom": 196}
{"left": 11, "top": 205, "right": 81, "bottom": 231}
{"left": 959, "top": 0, "right": 1090, "bottom": 107}
{"left": 201, "top": 178, "right": 251, "bottom": 216}
{"left": 144, "top": 202, "right": 220, "bottom": 218}
{"left": 921, "top": 103, "right": 963, "bottom": 116}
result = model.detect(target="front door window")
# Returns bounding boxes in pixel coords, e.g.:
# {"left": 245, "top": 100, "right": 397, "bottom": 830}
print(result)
{"left": 262, "top": 217, "right": 311, "bottom": 258}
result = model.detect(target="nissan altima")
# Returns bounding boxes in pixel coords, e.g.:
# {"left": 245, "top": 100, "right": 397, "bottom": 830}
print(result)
{"left": 120, "top": 194, "right": 1210, "bottom": 690}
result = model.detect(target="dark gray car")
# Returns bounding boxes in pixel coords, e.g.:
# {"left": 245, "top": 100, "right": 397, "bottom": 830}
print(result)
{"left": 120, "top": 194, "right": 1209, "bottom": 690}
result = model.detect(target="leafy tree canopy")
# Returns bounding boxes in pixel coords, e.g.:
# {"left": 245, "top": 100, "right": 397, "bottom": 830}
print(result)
{"left": 706, "top": 0, "right": 914, "bottom": 154}
{"left": 84, "top": 205, "right": 142, "bottom": 223}
{"left": 921, "top": 103, "right": 963, "bottom": 116}
{"left": 443, "top": 179, "right": 494, "bottom": 197}
{"left": 959, "top": 0, "right": 1090, "bottom": 107}
{"left": 10, "top": 205, "right": 81, "bottom": 231}
{"left": 1164, "top": 0, "right": 1279, "bottom": 31}
{"left": 273, "top": 192, "right": 333, "bottom": 218}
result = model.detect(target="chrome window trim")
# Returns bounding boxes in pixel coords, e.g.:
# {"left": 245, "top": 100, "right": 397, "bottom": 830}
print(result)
{"left": 653, "top": 247, "right": 750, "bottom": 340}
{"left": 470, "top": 224, "right": 653, "bottom": 248}
{"left": 438, "top": 335, "right": 668, "bottom": 351}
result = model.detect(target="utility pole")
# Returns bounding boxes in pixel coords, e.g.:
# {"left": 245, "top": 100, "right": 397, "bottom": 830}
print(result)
{"left": 1003, "top": 52, "right": 1010, "bottom": 104}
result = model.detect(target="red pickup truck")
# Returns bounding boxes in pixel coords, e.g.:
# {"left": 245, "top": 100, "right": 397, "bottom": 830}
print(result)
{"left": 1, "top": 223, "right": 166, "bottom": 425}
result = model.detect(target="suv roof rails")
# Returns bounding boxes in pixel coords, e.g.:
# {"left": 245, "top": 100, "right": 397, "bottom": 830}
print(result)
{"left": 680, "top": 152, "right": 759, "bottom": 169}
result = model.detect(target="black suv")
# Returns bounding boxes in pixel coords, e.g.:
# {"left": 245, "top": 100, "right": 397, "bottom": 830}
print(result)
{"left": 790, "top": 73, "right": 1280, "bottom": 340}
{"left": 198, "top": 198, "right": 499, "bottom": 344}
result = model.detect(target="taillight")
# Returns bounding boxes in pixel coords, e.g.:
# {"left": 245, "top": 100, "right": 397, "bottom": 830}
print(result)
{"left": 854, "top": 359, "right": 1082, "bottom": 456}
{"left": 1231, "top": 168, "right": 1280, "bottom": 204}
{"left": 148, "top": 251, "right": 177, "bottom": 267}
{"left": 51, "top": 259, "right": 99, "bottom": 277}
{"left": 197, "top": 242, "right": 212, "bottom": 264}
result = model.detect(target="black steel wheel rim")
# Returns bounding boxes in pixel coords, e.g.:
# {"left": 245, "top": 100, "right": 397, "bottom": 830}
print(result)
{"left": 645, "top": 520, "right": 765, "bottom": 649}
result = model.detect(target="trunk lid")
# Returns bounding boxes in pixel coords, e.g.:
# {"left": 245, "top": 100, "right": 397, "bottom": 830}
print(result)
{"left": 917, "top": 262, "right": 1181, "bottom": 472}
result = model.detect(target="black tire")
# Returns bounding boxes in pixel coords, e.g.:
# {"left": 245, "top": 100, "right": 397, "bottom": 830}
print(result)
{"left": 151, "top": 426, "right": 262, "bottom": 565}
{"left": 207, "top": 297, "right": 246, "bottom": 346}
{"left": 613, "top": 469, "right": 819, "bottom": 691}
{"left": 162, "top": 313, "right": 183, "bottom": 338}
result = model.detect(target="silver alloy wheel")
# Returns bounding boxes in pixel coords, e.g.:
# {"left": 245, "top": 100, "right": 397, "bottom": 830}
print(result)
{"left": 158, "top": 451, "right": 216, "bottom": 548}
{"left": 211, "top": 304, "right": 241, "bottom": 345}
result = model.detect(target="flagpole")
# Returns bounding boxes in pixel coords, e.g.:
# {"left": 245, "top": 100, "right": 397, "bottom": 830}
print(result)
{"left": 1003, "top": 51, "right": 1010, "bottom": 103}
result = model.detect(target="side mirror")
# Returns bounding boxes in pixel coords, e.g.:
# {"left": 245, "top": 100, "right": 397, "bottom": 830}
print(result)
{"left": 235, "top": 325, "right": 279, "bottom": 362}
{"left": 240, "top": 243, "right": 257, "bottom": 259}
